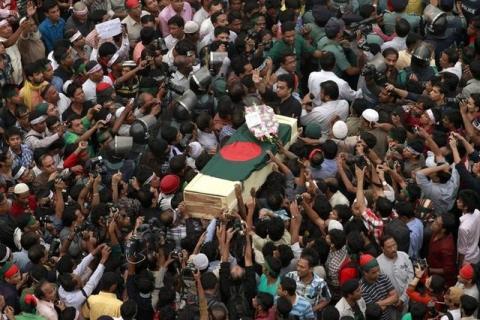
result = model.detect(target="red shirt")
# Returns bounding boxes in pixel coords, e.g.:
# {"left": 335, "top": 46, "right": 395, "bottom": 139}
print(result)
{"left": 10, "top": 195, "right": 37, "bottom": 218}
{"left": 427, "top": 233, "right": 457, "bottom": 286}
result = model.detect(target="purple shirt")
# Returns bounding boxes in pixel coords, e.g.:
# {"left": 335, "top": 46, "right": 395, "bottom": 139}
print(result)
{"left": 158, "top": 3, "right": 193, "bottom": 36}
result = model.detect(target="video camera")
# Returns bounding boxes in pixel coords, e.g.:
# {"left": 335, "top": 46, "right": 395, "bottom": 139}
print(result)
{"left": 344, "top": 14, "right": 384, "bottom": 52}
{"left": 125, "top": 217, "right": 166, "bottom": 263}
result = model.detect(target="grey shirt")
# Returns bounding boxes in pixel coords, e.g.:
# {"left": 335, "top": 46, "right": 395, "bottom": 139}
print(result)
{"left": 415, "top": 165, "right": 460, "bottom": 214}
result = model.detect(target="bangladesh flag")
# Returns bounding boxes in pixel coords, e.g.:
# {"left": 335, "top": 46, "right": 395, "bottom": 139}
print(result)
{"left": 201, "top": 123, "right": 292, "bottom": 181}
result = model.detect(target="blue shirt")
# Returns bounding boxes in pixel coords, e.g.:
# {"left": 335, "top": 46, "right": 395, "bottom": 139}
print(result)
{"left": 290, "top": 295, "right": 315, "bottom": 320}
{"left": 39, "top": 17, "right": 65, "bottom": 53}
{"left": 407, "top": 218, "right": 424, "bottom": 259}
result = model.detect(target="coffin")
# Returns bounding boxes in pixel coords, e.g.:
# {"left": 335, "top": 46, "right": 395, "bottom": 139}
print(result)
{"left": 184, "top": 115, "right": 299, "bottom": 219}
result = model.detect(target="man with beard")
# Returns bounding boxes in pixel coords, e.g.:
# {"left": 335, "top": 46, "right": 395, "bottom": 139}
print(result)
{"left": 219, "top": 225, "right": 256, "bottom": 319}
{"left": 19, "top": 62, "right": 49, "bottom": 111}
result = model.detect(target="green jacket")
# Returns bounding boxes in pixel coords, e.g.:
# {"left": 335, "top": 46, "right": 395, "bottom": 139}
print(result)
{"left": 268, "top": 34, "right": 316, "bottom": 72}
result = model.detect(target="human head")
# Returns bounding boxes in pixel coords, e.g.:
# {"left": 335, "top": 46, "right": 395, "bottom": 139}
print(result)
{"left": 380, "top": 235, "right": 397, "bottom": 260}
{"left": 276, "top": 73, "right": 294, "bottom": 100}
{"left": 360, "top": 254, "right": 380, "bottom": 283}
{"left": 281, "top": 21, "right": 296, "bottom": 46}
{"left": 25, "top": 61, "right": 45, "bottom": 85}
{"left": 43, "top": 0, "right": 61, "bottom": 22}
{"left": 320, "top": 80, "right": 339, "bottom": 102}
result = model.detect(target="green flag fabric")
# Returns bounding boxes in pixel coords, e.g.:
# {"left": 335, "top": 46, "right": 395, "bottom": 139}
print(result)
{"left": 201, "top": 123, "right": 292, "bottom": 181}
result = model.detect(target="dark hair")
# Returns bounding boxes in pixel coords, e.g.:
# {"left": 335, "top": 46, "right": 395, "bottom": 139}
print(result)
{"left": 167, "top": 15, "right": 185, "bottom": 28}
{"left": 276, "top": 296, "right": 292, "bottom": 318}
{"left": 62, "top": 204, "right": 80, "bottom": 227}
{"left": 282, "top": 21, "right": 296, "bottom": 33}
{"left": 471, "top": 59, "right": 480, "bottom": 80}
{"left": 196, "top": 112, "right": 212, "bottom": 131}
{"left": 319, "top": 51, "right": 336, "bottom": 71}
{"left": 321, "top": 306, "right": 339, "bottom": 320}
{"left": 440, "top": 212, "right": 455, "bottom": 235}
{"left": 265, "top": 255, "right": 282, "bottom": 277}
{"left": 100, "top": 272, "right": 120, "bottom": 291}
{"left": 280, "top": 276, "right": 296, "bottom": 295}
{"left": 98, "top": 42, "right": 117, "bottom": 58}
{"left": 329, "top": 229, "right": 346, "bottom": 250}
{"left": 140, "top": 27, "right": 156, "bottom": 45}
{"left": 375, "top": 197, "right": 393, "bottom": 218}
{"left": 461, "top": 295, "right": 478, "bottom": 317}
{"left": 120, "top": 300, "right": 138, "bottom": 320}
{"left": 406, "top": 33, "right": 422, "bottom": 50}
{"left": 299, "top": 251, "right": 316, "bottom": 268}
{"left": 268, "top": 217, "right": 285, "bottom": 241}
{"left": 320, "top": 80, "right": 339, "bottom": 100}
{"left": 43, "top": 0, "right": 58, "bottom": 12}
{"left": 277, "top": 73, "right": 294, "bottom": 90}
{"left": 141, "top": 14, "right": 155, "bottom": 24}
{"left": 379, "top": 234, "right": 396, "bottom": 248}
{"left": 28, "top": 244, "right": 46, "bottom": 264}
{"left": 457, "top": 189, "right": 480, "bottom": 212}
{"left": 277, "top": 244, "right": 294, "bottom": 268}
{"left": 341, "top": 279, "right": 360, "bottom": 297}
{"left": 161, "top": 126, "right": 179, "bottom": 144}
{"left": 200, "top": 272, "right": 217, "bottom": 290}
{"left": 395, "top": 18, "right": 410, "bottom": 37}
{"left": 430, "top": 275, "right": 445, "bottom": 294}
{"left": 210, "top": 10, "right": 225, "bottom": 24}
{"left": 322, "top": 140, "right": 338, "bottom": 159}
{"left": 409, "top": 302, "right": 427, "bottom": 320}
{"left": 395, "top": 201, "right": 414, "bottom": 219}
{"left": 382, "top": 47, "right": 399, "bottom": 59}
{"left": 24, "top": 61, "right": 44, "bottom": 78}
{"left": 333, "top": 204, "right": 352, "bottom": 224}
{"left": 365, "top": 303, "right": 382, "bottom": 320}
{"left": 313, "top": 194, "right": 332, "bottom": 220}
{"left": 256, "top": 292, "right": 274, "bottom": 311}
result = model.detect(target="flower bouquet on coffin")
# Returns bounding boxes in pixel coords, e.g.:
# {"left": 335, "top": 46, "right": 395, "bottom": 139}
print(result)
{"left": 245, "top": 104, "right": 279, "bottom": 144}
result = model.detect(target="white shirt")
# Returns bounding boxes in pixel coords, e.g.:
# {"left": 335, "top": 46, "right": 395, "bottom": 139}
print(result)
{"left": 300, "top": 99, "right": 349, "bottom": 136}
{"left": 440, "top": 308, "right": 461, "bottom": 320}
{"left": 0, "top": 37, "right": 22, "bottom": 85}
{"left": 440, "top": 61, "right": 462, "bottom": 80}
{"left": 36, "top": 300, "right": 58, "bottom": 320}
{"left": 122, "top": 14, "right": 142, "bottom": 44}
{"left": 197, "top": 129, "right": 218, "bottom": 150}
{"left": 376, "top": 251, "right": 414, "bottom": 304}
{"left": 59, "top": 254, "right": 105, "bottom": 310}
{"left": 308, "top": 70, "right": 362, "bottom": 106}
{"left": 198, "top": 30, "right": 237, "bottom": 49}
{"left": 199, "top": 18, "right": 214, "bottom": 38}
{"left": 458, "top": 209, "right": 480, "bottom": 264}
{"left": 164, "top": 34, "right": 180, "bottom": 50}
{"left": 193, "top": 7, "right": 209, "bottom": 25}
{"left": 82, "top": 76, "right": 113, "bottom": 103}
{"left": 335, "top": 297, "right": 366, "bottom": 318}
{"left": 381, "top": 36, "right": 407, "bottom": 52}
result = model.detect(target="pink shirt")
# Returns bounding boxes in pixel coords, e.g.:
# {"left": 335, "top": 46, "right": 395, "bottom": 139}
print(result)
{"left": 133, "top": 42, "right": 145, "bottom": 63}
{"left": 158, "top": 2, "right": 193, "bottom": 37}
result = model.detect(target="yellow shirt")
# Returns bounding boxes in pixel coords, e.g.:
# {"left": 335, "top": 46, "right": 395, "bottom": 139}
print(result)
{"left": 81, "top": 292, "right": 122, "bottom": 320}
{"left": 406, "top": 0, "right": 423, "bottom": 16}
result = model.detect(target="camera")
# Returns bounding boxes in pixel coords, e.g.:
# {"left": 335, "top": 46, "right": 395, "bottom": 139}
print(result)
{"left": 48, "top": 239, "right": 61, "bottom": 258}
{"left": 149, "top": 38, "right": 168, "bottom": 55}
{"left": 295, "top": 194, "right": 303, "bottom": 205}
{"left": 233, "top": 219, "right": 246, "bottom": 236}
{"left": 346, "top": 155, "right": 368, "bottom": 169}
{"left": 86, "top": 156, "right": 106, "bottom": 177}
{"left": 126, "top": 218, "right": 166, "bottom": 261}
{"left": 415, "top": 258, "right": 428, "bottom": 270}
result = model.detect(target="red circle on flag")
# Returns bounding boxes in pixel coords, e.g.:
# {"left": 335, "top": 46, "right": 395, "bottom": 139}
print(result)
{"left": 220, "top": 142, "right": 262, "bottom": 161}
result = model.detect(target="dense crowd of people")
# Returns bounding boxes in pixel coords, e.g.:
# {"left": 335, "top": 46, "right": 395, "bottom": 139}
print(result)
{"left": 0, "top": 0, "right": 480, "bottom": 318}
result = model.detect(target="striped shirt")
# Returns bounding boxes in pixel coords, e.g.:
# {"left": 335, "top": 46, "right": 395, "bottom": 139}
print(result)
{"left": 360, "top": 274, "right": 394, "bottom": 320}
{"left": 290, "top": 295, "right": 315, "bottom": 320}
{"left": 286, "top": 271, "right": 331, "bottom": 306}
